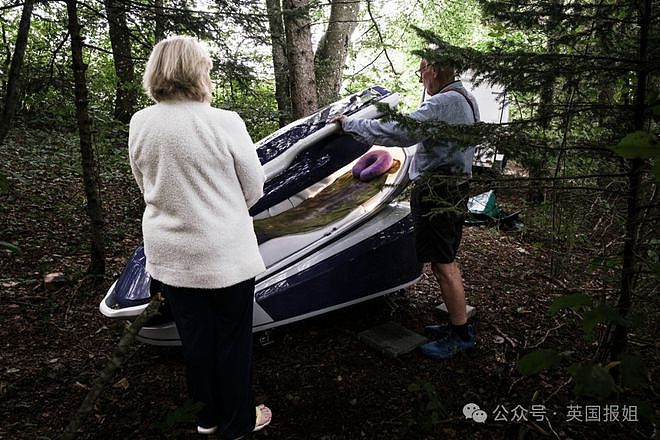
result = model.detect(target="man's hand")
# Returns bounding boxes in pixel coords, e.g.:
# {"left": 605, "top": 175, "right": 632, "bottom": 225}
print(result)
{"left": 328, "top": 114, "right": 347, "bottom": 134}
{"left": 329, "top": 114, "right": 347, "bottom": 124}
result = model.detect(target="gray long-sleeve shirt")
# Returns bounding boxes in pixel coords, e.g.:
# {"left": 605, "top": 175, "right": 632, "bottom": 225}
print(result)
{"left": 341, "top": 80, "right": 480, "bottom": 180}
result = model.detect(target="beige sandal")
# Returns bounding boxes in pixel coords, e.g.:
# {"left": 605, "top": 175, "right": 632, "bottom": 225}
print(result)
{"left": 253, "top": 404, "right": 272, "bottom": 432}
{"left": 231, "top": 405, "right": 272, "bottom": 439}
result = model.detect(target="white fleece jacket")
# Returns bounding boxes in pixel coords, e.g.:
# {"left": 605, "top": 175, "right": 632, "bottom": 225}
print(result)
{"left": 128, "top": 100, "right": 266, "bottom": 288}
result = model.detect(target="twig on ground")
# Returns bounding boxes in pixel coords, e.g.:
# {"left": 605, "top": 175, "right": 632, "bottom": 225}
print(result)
{"left": 530, "top": 422, "right": 550, "bottom": 436}
{"left": 5, "top": 299, "right": 44, "bottom": 307}
{"left": 533, "top": 272, "right": 568, "bottom": 290}
{"left": 62, "top": 294, "right": 164, "bottom": 440}
{"left": 544, "top": 416, "right": 562, "bottom": 439}
{"left": 64, "top": 275, "right": 95, "bottom": 323}
{"left": 527, "top": 323, "right": 565, "bottom": 349}
{"left": 508, "top": 376, "right": 525, "bottom": 395}
{"left": 493, "top": 324, "right": 518, "bottom": 348}
{"left": 546, "top": 378, "right": 572, "bottom": 403}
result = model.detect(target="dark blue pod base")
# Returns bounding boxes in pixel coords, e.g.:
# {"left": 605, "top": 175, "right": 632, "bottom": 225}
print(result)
{"left": 113, "top": 245, "right": 151, "bottom": 308}
{"left": 255, "top": 214, "right": 422, "bottom": 322}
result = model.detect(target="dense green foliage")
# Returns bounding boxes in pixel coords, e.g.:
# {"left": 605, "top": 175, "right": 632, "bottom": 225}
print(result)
{"left": 0, "top": 1, "right": 276, "bottom": 139}
{"left": 343, "top": 0, "right": 491, "bottom": 111}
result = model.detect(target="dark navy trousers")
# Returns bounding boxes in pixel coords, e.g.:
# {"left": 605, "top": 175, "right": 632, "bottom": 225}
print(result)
{"left": 158, "top": 278, "right": 257, "bottom": 438}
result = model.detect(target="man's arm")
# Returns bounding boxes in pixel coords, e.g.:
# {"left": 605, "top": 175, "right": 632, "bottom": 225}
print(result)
{"left": 341, "top": 118, "right": 420, "bottom": 147}
{"left": 333, "top": 98, "right": 441, "bottom": 147}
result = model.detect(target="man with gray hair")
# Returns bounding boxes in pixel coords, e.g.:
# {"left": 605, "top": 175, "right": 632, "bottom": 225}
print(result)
{"left": 332, "top": 58, "right": 479, "bottom": 359}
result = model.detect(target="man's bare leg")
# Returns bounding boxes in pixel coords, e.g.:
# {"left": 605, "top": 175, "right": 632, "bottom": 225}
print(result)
{"left": 431, "top": 262, "right": 467, "bottom": 325}
{"left": 420, "top": 261, "right": 474, "bottom": 358}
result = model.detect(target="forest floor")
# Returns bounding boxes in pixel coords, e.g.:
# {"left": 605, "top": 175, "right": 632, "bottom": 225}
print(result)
{"left": 0, "top": 129, "right": 657, "bottom": 439}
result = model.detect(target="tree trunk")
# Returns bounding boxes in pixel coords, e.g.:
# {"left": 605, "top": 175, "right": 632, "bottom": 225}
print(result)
{"left": 283, "top": 0, "right": 317, "bottom": 118}
{"left": 527, "top": 80, "right": 553, "bottom": 205}
{"left": 610, "top": 0, "right": 651, "bottom": 361}
{"left": 66, "top": 0, "right": 106, "bottom": 278}
{"left": 528, "top": 0, "right": 560, "bottom": 206}
{"left": 154, "top": 0, "right": 165, "bottom": 42}
{"left": 314, "top": 0, "right": 360, "bottom": 107}
{"left": 595, "top": 18, "right": 615, "bottom": 126}
{"left": 104, "top": 0, "right": 136, "bottom": 124}
{"left": 0, "top": 0, "right": 34, "bottom": 146}
{"left": 265, "top": 0, "right": 291, "bottom": 127}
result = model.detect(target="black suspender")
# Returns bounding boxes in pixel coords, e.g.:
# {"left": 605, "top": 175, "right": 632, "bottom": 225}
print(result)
{"left": 442, "top": 88, "right": 477, "bottom": 123}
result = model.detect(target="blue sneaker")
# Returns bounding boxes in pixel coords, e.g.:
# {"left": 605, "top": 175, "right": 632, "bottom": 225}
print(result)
{"left": 420, "top": 325, "right": 475, "bottom": 359}
{"left": 424, "top": 323, "right": 452, "bottom": 339}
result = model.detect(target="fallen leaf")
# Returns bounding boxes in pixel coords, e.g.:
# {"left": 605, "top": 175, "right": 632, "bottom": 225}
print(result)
{"left": 113, "top": 377, "right": 129, "bottom": 390}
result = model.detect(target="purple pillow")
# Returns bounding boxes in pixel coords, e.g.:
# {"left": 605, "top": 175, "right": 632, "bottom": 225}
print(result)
{"left": 351, "top": 150, "right": 394, "bottom": 182}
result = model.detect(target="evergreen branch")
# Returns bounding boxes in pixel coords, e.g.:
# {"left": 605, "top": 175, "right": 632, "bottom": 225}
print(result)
{"left": 125, "top": 0, "right": 268, "bottom": 19}
{"left": 471, "top": 174, "right": 631, "bottom": 182}
{"left": 0, "top": 1, "right": 22, "bottom": 12}
{"left": 81, "top": 41, "right": 114, "bottom": 55}
{"left": 346, "top": 48, "right": 386, "bottom": 77}
{"left": 414, "top": 29, "right": 649, "bottom": 69}
{"left": 479, "top": 0, "right": 641, "bottom": 24}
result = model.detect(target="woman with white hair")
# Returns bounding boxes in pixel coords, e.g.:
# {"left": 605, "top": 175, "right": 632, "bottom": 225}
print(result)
{"left": 128, "top": 35, "right": 272, "bottom": 437}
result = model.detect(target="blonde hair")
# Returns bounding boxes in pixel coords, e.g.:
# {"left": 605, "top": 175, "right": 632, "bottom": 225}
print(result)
{"left": 142, "top": 35, "right": 213, "bottom": 103}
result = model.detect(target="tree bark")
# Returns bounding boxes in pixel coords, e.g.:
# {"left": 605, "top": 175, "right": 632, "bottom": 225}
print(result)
{"left": 104, "top": 0, "right": 136, "bottom": 124}
{"left": 154, "top": 0, "right": 165, "bottom": 42}
{"left": 0, "top": 0, "right": 34, "bottom": 146}
{"left": 610, "top": 0, "right": 651, "bottom": 361}
{"left": 66, "top": 0, "right": 106, "bottom": 278}
{"left": 527, "top": 0, "right": 560, "bottom": 206}
{"left": 266, "top": 0, "right": 292, "bottom": 127}
{"left": 314, "top": 0, "right": 360, "bottom": 107}
{"left": 265, "top": 0, "right": 291, "bottom": 127}
{"left": 526, "top": 79, "right": 553, "bottom": 205}
{"left": 283, "top": 0, "right": 317, "bottom": 118}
